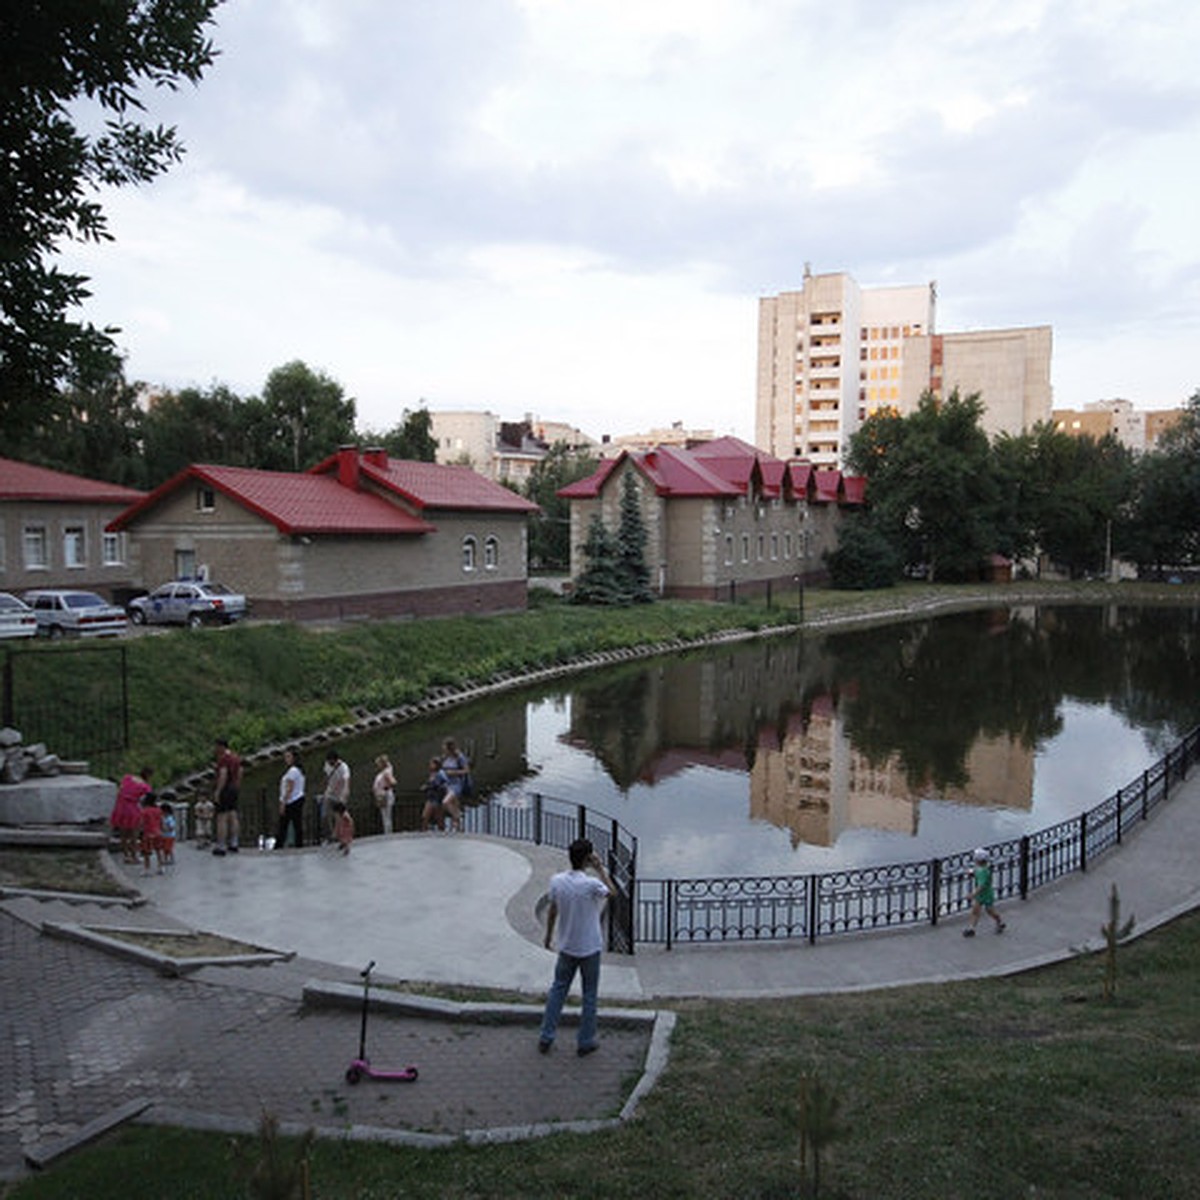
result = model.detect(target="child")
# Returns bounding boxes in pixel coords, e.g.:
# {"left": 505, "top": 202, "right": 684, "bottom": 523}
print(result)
{"left": 963, "top": 847, "right": 1006, "bottom": 936}
{"left": 140, "top": 792, "right": 164, "bottom": 874}
{"left": 421, "top": 757, "right": 448, "bottom": 831}
{"left": 159, "top": 798, "right": 177, "bottom": 869}
{"left": 332, "top": 800, "right": 354, "bottom": 855}
{"left": 193, "top": 796, "right": 215, "bottom": 848}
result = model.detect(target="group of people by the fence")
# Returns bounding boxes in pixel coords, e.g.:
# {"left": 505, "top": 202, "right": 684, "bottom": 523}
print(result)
{"left": 109, "top": 765, "right": 178, "bottom": 875}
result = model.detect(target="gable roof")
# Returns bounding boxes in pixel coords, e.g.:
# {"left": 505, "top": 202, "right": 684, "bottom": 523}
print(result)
{"left": 0, "top": 456, "right": 145, "bottom": 505}
{"left": 310, "top": 451, "right": 540, "bottom": 515}
{"left": 109, "top": 464, "right": 434, "bottom": 536}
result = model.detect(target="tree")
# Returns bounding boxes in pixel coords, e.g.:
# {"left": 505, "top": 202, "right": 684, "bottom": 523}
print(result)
{"left": 140, "top": 381, "right": 255, "bottom": 484}
{"left": 258, "top": 361, "right": 357, "bottom": 471}
{"left": 824, "top": 512, "right": 901, "bottom": 590}
{"left": 846, "top": 390, "right": 1004, "bottom": 581}
{"left": 572, "top": 513, "right": 626, "bottom": 605}
{"left": 615, "top": 469, "right": 655, "bottom": 602}
{"left": 0, "top": 1, "right": 222, "bottom": 459}
{"left": 367, "top": 405, "right": 438, "bottom": 462}
{"left": 53, "top": 351, "right": 148, "bottom": 488}
{"left": 524, "top": 443, "right": 599, "bottom": 569}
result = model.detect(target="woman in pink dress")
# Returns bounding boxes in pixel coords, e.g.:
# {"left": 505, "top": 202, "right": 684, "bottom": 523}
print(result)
{"left": 111, "top": 766, "right": 153, "bottom": 864}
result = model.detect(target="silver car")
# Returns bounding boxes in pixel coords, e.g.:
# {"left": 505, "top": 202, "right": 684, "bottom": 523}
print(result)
{"left": 127, "top": 580, "right": 248, "bottom": 628}
{"left": 22, "top": 589, "right": 128, "bottom": 639}
{"left": 0, "top": 592, "right": 38, "bottom": 640}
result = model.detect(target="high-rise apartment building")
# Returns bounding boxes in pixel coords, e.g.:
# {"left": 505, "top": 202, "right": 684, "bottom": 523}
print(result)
{"left": 756, "top": 267, "right": 935, "bottom": 466}
{"left": 756, "top": 268, "right": 1052, "bottom": 465}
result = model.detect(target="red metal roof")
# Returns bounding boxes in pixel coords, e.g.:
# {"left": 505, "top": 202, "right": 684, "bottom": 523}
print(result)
{"left": 0, "top": 456, "right": 145, "bottom": 505}
{"left": 109, "top": 464, "right": 434, "bottom": 536}
{"left": 347, "top": 456, "right": 540, "bottom": 514}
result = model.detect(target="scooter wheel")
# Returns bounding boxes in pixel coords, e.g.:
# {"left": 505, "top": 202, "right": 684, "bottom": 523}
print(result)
{"left": 407, "top": 1067, "right": 419, "bottom": 1080}
{"left": 345, "top": 1064, "right": 363, "bottom": 1085}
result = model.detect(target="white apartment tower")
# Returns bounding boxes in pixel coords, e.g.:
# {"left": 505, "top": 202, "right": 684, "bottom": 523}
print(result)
{"left": 756, "top": 268, "right": 936, "bottom": 466}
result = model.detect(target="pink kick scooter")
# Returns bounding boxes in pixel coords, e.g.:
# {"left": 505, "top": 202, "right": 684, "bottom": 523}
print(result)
{"left": 344, "top": 960, "right": 419, "bottom": 1084}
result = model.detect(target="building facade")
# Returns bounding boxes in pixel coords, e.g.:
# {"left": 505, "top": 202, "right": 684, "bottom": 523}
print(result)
{"left": 757, "top": 268, "right": 1052, "bottom": 465}
{"left": 0, "top": 457, "right": 143, "bottom": 601}
{"left": 1053, "top": 398, "right": 1184, "bottom": 453}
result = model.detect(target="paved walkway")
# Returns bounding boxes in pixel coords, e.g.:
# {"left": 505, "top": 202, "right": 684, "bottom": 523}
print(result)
{"left": 3, "top": 768, "right": 1199, "bottom": 1182}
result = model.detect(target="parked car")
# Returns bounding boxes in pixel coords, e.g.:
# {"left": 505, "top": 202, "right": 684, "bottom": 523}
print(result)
{"left": 126, "top": 580, "right": 248, "bottom": 628}
{"left": 0, "top": 592, "right": 38, "bottom": 640}
{"left": 22, "top": 589, "right": 127, "bottom": 639}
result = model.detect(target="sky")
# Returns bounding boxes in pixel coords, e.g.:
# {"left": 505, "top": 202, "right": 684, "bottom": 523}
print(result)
{"left": 60, "top": 0, "right": 1200, "bottom": 444}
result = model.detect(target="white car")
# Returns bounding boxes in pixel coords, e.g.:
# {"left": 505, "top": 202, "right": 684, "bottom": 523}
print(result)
{"left": 127, "top": 580, "right": 248, "bottom": 627}
{"left": 0, "top": 592, "right": 38, "bottom": 640}
{"left": 22, "top": 589, "right": 128, "bottom": 639}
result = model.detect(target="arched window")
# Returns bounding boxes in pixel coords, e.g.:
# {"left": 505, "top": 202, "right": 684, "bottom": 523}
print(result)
{"left": 462, "top": 536, "right": 477, "bottom": 572}
{"left": 484, "top": 535, "right": 499, "bottom": 570}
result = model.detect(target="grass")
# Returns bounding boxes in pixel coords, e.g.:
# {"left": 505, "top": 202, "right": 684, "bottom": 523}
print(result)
{"left": 7, "top": 907, "right": 1200, "bottom": 1198}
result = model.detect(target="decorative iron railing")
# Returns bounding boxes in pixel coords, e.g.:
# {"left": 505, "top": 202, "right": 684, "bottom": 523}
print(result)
{"left": 463, "top": 724, "right": 1198, "bottom": 953}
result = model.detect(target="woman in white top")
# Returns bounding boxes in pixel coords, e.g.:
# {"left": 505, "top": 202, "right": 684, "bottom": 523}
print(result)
{"left": 276, "top": 747, "right": 306, "bottom": 848}
{"left": 372, "top": 754, "right": 396, "bottom": 835}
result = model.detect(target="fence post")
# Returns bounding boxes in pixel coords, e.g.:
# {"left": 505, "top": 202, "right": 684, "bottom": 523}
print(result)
{"left": 533, "top": 792, "right": 543, "bottom": 845}
{"left": 1116, "top": 789, "right": 1123, "bottom": 845}
{"left": 665, "top": 879, "right": 674, "bottom": 952}
{"left": 1019, "top": 835, "right": 1030, "bottom": 899}
{"left": 1141, "top": 769, "right": 1149, "bottom": 820}
{"left": 930, "top": 858, "right": 940, "bottom": 927}
{"left": 1079, "top": 811, "right": 1088, "bottom": 873}
{"left": 807, "top": 875, "right": 819, "bottom": 945}
{"left": 577, "top": 804, "right": 587, "bottom": 842}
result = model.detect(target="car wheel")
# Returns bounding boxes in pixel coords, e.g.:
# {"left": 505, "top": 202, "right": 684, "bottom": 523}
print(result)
{"left": 130, "top": 609, "right": 146, "bottom": 625}
{"left": 48, "top": 625, "right": 64, "bottom": 640}
{"left": 187, "top": 612, "right": 203, "bottom": 629}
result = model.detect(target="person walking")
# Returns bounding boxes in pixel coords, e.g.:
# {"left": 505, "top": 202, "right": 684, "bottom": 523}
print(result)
{"left": 440, "top": 737, "right": 469, "bottom": 832}
{"left": 320, "top": 749, "right": 350, "bottom": 843}
{"left": 372, "top": 754, "right": 396, "bottom": 835}
{"left": 538, "top": 838, "right": 617, "bottom": 1057}
{"left": 963, "top": 847, "right": 1006, "bottom": 936}
{"left": 212, "top": 737, "right": 243, "bottom": 856}
{"left": 276, "top": 747, "right": 306, "bottom": 849}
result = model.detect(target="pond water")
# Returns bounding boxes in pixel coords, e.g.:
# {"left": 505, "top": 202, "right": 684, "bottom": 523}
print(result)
{"left": 239, "top": 603, "right": 1200, "bottom": 878}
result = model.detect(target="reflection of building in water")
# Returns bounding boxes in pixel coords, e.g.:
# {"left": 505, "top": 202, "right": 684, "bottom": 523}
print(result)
{"left": 752, "top": 700, "right": 1034, "bottom": 848}
{"left": 564, "top": 641, "right": 1034, "bottom": 847}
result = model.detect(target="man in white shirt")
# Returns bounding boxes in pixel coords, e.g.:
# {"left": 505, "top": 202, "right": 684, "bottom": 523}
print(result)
{"left": 538, "top": 838, "right": 617, "bottom": 1056}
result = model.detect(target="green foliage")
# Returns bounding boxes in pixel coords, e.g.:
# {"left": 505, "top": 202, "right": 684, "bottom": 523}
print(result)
{"left": 258, "top": 360, "right": 357, "bottom": 471}
{"left": 847, "top": 390, "right": 1003, "bottom": 581}
{"left": 824, "top": 512, "right": 901, "bottom": 590}
{"left": 0, "top": 1, "right": 222, "bottom": 459}
{"left": 572, "top": 513, "right": 628, "bottom": 605}
{"left": 524, "top": 442, "right": 599, "bottom": 568}
{"left": 365, "top": 405, "right": 438, "bottom": 462}
{"left": 616, "top": 470, "right": 655, "bottom": 602}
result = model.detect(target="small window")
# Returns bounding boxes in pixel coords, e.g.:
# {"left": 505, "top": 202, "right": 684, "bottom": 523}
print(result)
{"left": 174, "top": 549, "right": 197, "bottom": 579}
{"left": 757, "top": 534, "right": 765, "bottom": 561}
{"left": 102, "top": 532, "right": 124, "bottom": 566}
{"left": 724, "top": 534, "right": 733, "bottom": 566}
{"left": 784, "top": 532, "right": 793, "bottom": 559}
{"left": 770, "top": 533, "right": 779, "bottom": 561}
{"left": 484, "top": 535, "right": 498, "bottom": 570}
{"left": 196, "top": 487, "right": 216, "bottom": 512}
{"left": 740, "top": 534, "right": 750, "bottom": 564}
{"left": 63, "top": 525, "right": 86, "bottom": 568}
{"left": 462, "top": 536, "right": 477, "bottom": 572}
{"left": 23, "top": 526, "right": 48, "bottom": 570}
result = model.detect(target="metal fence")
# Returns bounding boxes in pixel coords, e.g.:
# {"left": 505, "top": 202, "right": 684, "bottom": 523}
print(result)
{"left": 461, "top": 724, "right": 1198, "bottom": 953}
{"left": 1, "top": 643, "right": 128, "bottom": 776}
{"left": 462, "top": 792, "right": 639, "bottom": 954}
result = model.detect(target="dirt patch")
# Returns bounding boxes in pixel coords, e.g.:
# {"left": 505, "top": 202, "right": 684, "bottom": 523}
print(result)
{"left": 0, "top": 847, "right": 135, "bottom": 898}
{"left": 96, "top": 928, "right": 271, "bottom": 958}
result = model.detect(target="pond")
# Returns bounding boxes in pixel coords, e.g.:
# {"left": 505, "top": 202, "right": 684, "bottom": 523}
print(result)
{"left": 239, "top": 603, "right": 1200, "bottom": 878}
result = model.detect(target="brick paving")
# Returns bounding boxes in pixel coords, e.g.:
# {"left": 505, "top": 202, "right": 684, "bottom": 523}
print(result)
{"left": 0, "top": 905, "right": 653, "bottom": 1182}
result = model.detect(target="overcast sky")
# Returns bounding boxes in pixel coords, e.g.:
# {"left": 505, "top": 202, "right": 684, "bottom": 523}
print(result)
{"left": 62, "top": 0, "right": 1200, "bottom": 442}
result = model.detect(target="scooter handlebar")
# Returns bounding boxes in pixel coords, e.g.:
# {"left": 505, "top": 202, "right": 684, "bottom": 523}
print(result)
{"left": 361, "top": 960, "right": 376, "bottom": 979}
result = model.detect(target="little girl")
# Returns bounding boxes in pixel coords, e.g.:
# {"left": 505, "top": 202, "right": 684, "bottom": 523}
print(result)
{"left": 140, "top": 792, "right": 164, "bottom": 874}
{"left": 332, "top": 800, "right": 354, "bottom": 855}
{"left": 159, "top": 799, "right": 177, "bottom": 869}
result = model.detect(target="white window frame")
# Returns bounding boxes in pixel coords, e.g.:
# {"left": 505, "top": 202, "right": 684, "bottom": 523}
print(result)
{"left": 63, "top": 524, "right": 86, "bottom": 569}
{"left": 483, "top": 535, "right": 498, "bottom": 571}
{"left": 102, "top": 531, "right": 125, "bottom": 566}
{"left": 196, "top": 487, "right": 216, "bottom": 512}
{"left": 462, "top": 536, "right": 477, "bottom": 572}
{"left": 23, "top": 525, "right": 48, "bottom": 571}
{"left": 174, "top": 548, "right": 197, "bottom": 579}
{"left": 740, "top": 534, "right": 750, "bottom": 564}
{"left": 724, "top": 534, "right": 733, "bottom": 566}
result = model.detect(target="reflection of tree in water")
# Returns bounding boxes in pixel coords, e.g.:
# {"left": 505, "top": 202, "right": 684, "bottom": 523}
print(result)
{"left": 827, "top": 610, "right": 1064, "bottom": 792}
{"left": 571, "top": 666, "right": 656, "bottom": 791}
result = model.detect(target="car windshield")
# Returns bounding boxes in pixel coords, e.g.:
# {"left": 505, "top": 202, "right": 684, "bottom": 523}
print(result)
{"left": 65, "top": 593, "right": 106, "bottom": 609}
{"left": 202, "top": 583, "right": 233, "bottom": 595}
{"left": 0, "top": 595, "right": 24, "bottom": 610}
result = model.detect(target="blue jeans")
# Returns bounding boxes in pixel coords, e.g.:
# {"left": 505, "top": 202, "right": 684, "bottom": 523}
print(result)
{"left": 539, "top": 951, "right": 601, "bottom": 1049}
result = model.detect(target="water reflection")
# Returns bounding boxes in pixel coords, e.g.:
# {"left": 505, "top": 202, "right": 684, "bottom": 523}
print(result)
{"left": 241, "top": 604, "right": 1200, "bottom": 875}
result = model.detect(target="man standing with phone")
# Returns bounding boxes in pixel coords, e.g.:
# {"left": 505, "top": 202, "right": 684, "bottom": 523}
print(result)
{"left": 538, "top": 838, "right": 617, "bottom": 1057}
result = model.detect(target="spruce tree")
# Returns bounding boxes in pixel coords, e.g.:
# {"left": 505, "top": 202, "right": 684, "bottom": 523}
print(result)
{"left": 572, "top": 513, "right": 625, "bottom": 605}
{"left": 616, "top": 470, "right": 655, "bottom": 602}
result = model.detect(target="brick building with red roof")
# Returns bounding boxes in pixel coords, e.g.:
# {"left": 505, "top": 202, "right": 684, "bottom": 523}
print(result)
{"left": 0, "top": 457, "right": 145, "bottom": 599}
{"left": 559, "top": 436, "right": 864, "bottom": 601}
{"left": 109, "top": 447, "right": 539, "bottom": 620}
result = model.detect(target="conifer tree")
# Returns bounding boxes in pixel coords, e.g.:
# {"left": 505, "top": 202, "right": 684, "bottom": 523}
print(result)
{"left": 616, "top": 470, "right": 655, "bottom": 602}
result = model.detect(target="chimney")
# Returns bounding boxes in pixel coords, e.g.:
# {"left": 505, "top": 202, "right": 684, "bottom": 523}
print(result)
{"left": 337, "top": 445, "right": 360, "bottom": 490}
{"left": 363, "top": 446, "right": 388, "bottom": 469}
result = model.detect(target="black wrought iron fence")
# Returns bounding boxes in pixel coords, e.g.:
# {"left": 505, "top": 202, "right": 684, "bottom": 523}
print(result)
{"left": 1, "top": 643, "right": 128, "bottom": 777}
